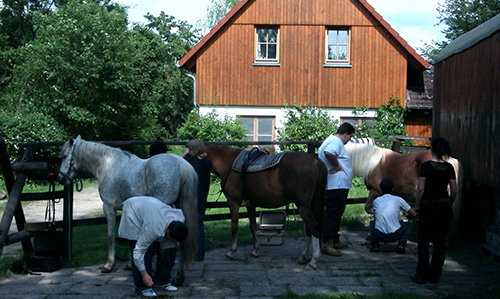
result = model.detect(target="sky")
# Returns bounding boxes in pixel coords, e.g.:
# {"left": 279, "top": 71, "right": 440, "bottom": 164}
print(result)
{"left": 118, "top": 0, "right": 446, "bottom": 51}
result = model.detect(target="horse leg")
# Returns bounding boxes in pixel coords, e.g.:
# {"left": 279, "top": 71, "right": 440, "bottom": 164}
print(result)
{"left": 173, "top": 242, "right": 185, "bottom": 286}
{"left": 225, "top": 200, "right": 240, "bottom": 259}
{"left": 102, "top": 204, "right": 116, "bottom": 273}
{"left": 247, "top": 207, "right": 260, "bottom": 258}
{"left": 298, "top": 234, "right": 311, "bottom": 265}
{"left": 305, "top": 236, "right": 320, "bottom": 270}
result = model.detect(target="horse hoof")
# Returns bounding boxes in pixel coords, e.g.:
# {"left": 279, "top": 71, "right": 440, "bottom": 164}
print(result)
{"left": 298, "top": 256, "right": 309, "bottom": 265}
{"left": 101, "top": 265, "right": 113, "bottom": 273}
{"left": 172, "top": 276, "right": 184, "bottom": 286}
{"left": 305, "top": 263, "right": 317, "bottom": 270}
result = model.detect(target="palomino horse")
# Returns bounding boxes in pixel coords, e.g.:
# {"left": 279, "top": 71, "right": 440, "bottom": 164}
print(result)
{"left": 345, "top": 141, "right": 463, "bottom": 239}
{"left": 58, "top": 136, "right": 198, "bottom": 285}
{"left": 204, "top": 144, "right": 327, "bottom": 270}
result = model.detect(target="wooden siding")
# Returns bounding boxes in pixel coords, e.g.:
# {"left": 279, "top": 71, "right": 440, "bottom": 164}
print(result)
{"left": 404, "top": 110, "right": 432, "bottom": 146}
{"left": 433, "top": 31, "right": 500, "bottom": 187}
{"left": 196, "top": 0, "right": 409, "bottom": 109}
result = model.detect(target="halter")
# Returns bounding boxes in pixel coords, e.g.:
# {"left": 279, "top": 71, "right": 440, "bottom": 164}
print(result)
{"left": 59, "top": 139, "right": 83, "bottom": 192}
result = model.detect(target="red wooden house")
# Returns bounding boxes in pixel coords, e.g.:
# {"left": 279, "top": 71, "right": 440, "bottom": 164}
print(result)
{"left": 179, "top": 0, "right": 430, "bottom": 141}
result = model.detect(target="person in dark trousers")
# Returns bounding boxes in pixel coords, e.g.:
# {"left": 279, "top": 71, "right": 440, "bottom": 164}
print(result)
{"left": 412, "top": 137, "right": 456, "bottom": 284}
{"left": 318, "top": 122, "right": 355, "bottom": 256}
{"left": 119, "top": 196, "right": 188, "bottom": 297}
{"left": 181, "top": 139, "right": 212, "bottom": 261}
{"left": 369, "top": 179, "right": 417, "bottom": 253}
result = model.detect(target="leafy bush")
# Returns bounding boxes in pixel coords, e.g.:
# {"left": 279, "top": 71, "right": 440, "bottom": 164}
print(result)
{"left": 177, "top": 108, "right": 247, "bottom": 142}
{"left": 276, "top": 102, "right": 339, "bottom": 151}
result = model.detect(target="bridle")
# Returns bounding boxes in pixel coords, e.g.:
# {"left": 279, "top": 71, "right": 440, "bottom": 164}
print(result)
{"left": 59, "top": 139, "right": 83, "bottom": 191}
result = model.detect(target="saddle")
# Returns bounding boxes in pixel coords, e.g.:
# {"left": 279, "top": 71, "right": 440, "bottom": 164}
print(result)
{"left": 232, "top": 148, "right": 287, "bottom": 173}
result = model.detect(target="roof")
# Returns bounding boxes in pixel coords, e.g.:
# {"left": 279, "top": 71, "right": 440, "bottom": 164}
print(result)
{"left": 433, "top": 13, "right": 500, "bottom": 64}
{"left": 179, "top": 0, "right": 429, "bottom": 71}
{"left": 406, "top": 65, "right": 433, "bottom": 109}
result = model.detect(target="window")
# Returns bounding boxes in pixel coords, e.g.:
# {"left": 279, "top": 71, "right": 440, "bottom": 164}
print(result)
{"left": 255, "top": 27, "right": 279, "bottom": 64}
{"left": 240, "top": 116, "right": 275, "bottom": 141}
{"left": 325, "top": 28, "right": 350, "bottom": 66}
{"left": 341, "top": 117, "right": 375, "bottom": 127}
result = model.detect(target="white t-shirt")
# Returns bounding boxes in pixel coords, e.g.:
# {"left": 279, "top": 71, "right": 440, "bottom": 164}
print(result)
{"left": 373, "top": 194, "right": 411, "bottom": 234}
{"left": 318, "top": 134, "right": 353, "bottom": 190}
{"left": 118, "top": 196, "right": 185, "bottom": 271}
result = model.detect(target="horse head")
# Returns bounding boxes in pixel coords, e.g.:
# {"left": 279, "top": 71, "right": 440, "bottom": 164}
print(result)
{"left": 58, "top": 135, "right": 82, "bottom": 185}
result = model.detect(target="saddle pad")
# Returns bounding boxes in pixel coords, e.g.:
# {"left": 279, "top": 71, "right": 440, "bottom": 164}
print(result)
{"left": 232, "top": 148, "right": 287, "bottom": 173}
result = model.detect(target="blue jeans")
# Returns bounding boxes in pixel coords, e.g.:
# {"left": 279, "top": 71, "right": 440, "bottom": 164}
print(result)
{"left": 128, "top": 240, "right": 176, "bottom": 294}
{"left": 323, "top": 189, "right": 349, "bottom": 243}
{"left": 369, "top": 220, "right": 408, "bottom": 245}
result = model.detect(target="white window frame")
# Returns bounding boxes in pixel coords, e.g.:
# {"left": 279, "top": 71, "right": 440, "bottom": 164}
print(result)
{"left": 325, "top": 28, "right": 351, "bottom": 67}
{"left": 254, "top": 26, "right": 280, "bottom": 65}
{"left": 240, "top": 116, "right": 276, "bottom": 141}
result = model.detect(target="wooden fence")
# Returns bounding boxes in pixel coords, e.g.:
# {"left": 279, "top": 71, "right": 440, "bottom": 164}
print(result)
{"left": 1, "top": 136, "right": 429, "bottom": 259}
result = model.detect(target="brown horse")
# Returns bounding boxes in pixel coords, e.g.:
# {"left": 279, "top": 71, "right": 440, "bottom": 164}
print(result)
{"left": 345, "top": 142, "right": 463, "bottom": 239}
{"left": 204, "top": 144, "right": 327, "bottom": 270}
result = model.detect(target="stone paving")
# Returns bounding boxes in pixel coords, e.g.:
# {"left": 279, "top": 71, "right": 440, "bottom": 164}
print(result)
{"left": 1, "top": 230, "right": 500, "bottom": 298}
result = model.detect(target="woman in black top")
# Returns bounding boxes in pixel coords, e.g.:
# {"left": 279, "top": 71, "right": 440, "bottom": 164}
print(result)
{"left": 182, "top": 139, "right": 212, "bottom": 261}
{"left": 412, "top": 137, "right": 457, "bottom": 284}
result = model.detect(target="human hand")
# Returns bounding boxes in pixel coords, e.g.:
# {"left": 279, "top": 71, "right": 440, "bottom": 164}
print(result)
{"left": 328, "top": 165, "right": 341, "bottom": 174}
{"left": 140, "top": 270, "right": 154, "bottom": 287}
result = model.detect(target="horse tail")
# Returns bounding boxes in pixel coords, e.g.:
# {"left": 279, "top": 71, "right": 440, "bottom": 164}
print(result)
{"left": 311, "top": 157, "right": 327, "bottom": 239}
{"left": 177, "top": 163, "right": 199, "bottom": 264}
{"left": 447, "top": 157, "right": 464, "bottom": 241}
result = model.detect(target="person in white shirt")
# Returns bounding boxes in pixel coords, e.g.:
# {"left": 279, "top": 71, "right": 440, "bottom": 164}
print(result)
{"left": 318, "top": 123, "right": 355, "bottom": 256}
{"left": 369, "top": 179, "right": 417, "bottom": 254}
{"left": 119, "top": 196, "right": 188, "bottom": 297}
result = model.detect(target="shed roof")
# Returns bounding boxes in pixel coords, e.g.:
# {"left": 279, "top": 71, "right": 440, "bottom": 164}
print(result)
{"left": 179, "top": 0, "right": 429, "bottom": 71}
{"left": 433, "top": 13, "right": 500, "bottom": 64}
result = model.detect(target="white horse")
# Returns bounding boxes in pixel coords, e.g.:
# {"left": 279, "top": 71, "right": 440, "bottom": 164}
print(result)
{"left": 58, "top": 135, "right": 198, "bottom": 285}
{"left": 345, "top": 141, "right": 463, "bottom": 241}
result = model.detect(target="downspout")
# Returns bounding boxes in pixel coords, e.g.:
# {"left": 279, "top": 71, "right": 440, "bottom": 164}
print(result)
{"left": 176, "top": 61, "right": 197, "bottom": 111}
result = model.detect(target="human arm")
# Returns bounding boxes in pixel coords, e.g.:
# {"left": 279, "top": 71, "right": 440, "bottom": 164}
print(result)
{"left": 324, "top": 151, "right": 341, "bottom": 174}
{"left": 181, "top": 147, "right": 190, "bottom": 158}
{"left": 406, "top": 208, "right": 417, "bottom": 218}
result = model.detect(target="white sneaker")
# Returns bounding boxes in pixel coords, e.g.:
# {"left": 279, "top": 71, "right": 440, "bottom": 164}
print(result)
{"left": 162, "top": 283, "right": 178, "bottom": 291}
{"left": 140, "top": 288, "right": 157, "bottom": 297}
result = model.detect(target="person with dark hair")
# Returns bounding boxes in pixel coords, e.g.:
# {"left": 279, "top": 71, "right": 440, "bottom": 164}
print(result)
{"left": 149, "top": 141, "right": 168, "bottom": 157}
{"left": 412, "top": 137, "right": 456, "bottom": 284}
{"left": 369, "top": 179, "right": 417, "bottom": 253}
{"left": 181, "top": 139, "right": 212, "bottom": 261}
{"left": 119, "top": 196, "right": 188, "bottom": 297}
{"left": 318, "top": 122, "right": 355, "bottom": 256}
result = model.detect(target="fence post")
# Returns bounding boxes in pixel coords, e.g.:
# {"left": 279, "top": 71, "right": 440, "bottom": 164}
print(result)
{"left": 63, "top": 183, "right": 73, "bottom": 259}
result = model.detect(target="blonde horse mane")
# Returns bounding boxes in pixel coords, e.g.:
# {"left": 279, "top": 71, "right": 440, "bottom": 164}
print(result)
{"left": 344, "top": 142, "right": 393, "bottom": 181}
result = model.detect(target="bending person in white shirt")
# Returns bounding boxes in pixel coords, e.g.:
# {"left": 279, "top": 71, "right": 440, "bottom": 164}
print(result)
{"left": 119, "top": 196, "right": 188, "bottom": 297}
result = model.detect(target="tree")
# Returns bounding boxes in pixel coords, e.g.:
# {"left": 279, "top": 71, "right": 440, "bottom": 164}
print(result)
{"left": 200, "top": 0, "right": 240, "bottom": 32}
{"left": 3, "top": 0, "right": 199, "bottom": 142}
{"left": 418, "top": 0, "right": 500, "bottom": 61}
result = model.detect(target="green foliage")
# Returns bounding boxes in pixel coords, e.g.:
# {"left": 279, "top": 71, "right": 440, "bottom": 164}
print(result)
{"left": 437, "top": 0, "right": 500, "bottom": 42}
{"left": 2, "top": 1, "right": 199, "bottom": 142}
{"left": 353, "top": 98, "right": 410, "bottom": 148}
{"left": 177, "top": 108, "right": 247, "bottom": 142}
{"left": 418, "top": 0, "right": 500, "bottom": 61}
{"left": 0, "top": 109, "right": 66, "bottom": 161}
{"left": 276, "top": 102, "right": 339, "bottom": 151}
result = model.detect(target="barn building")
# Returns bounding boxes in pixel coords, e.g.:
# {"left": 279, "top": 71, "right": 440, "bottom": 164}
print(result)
{"left": 433, "top": 13, "right": 500, "bottom": 253}
{"left": 179, "top": 0, "right": 431, "bottom": 141}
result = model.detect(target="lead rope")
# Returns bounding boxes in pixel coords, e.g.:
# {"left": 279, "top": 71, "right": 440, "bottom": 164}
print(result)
{"left": 45, "top": 180, "right": 59, "bottom": 229}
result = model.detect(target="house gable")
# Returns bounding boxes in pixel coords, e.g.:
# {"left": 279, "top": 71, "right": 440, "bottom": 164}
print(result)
{"left": 179, "top": 0, "right": 429, "bottom": 109}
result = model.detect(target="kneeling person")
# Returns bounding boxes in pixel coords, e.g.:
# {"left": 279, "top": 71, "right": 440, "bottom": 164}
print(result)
{"left": 119, "top": 196, "right": 189, "bottom": 297}
{"left": 369, "top": 179, "right": 416, "bottom": 253}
